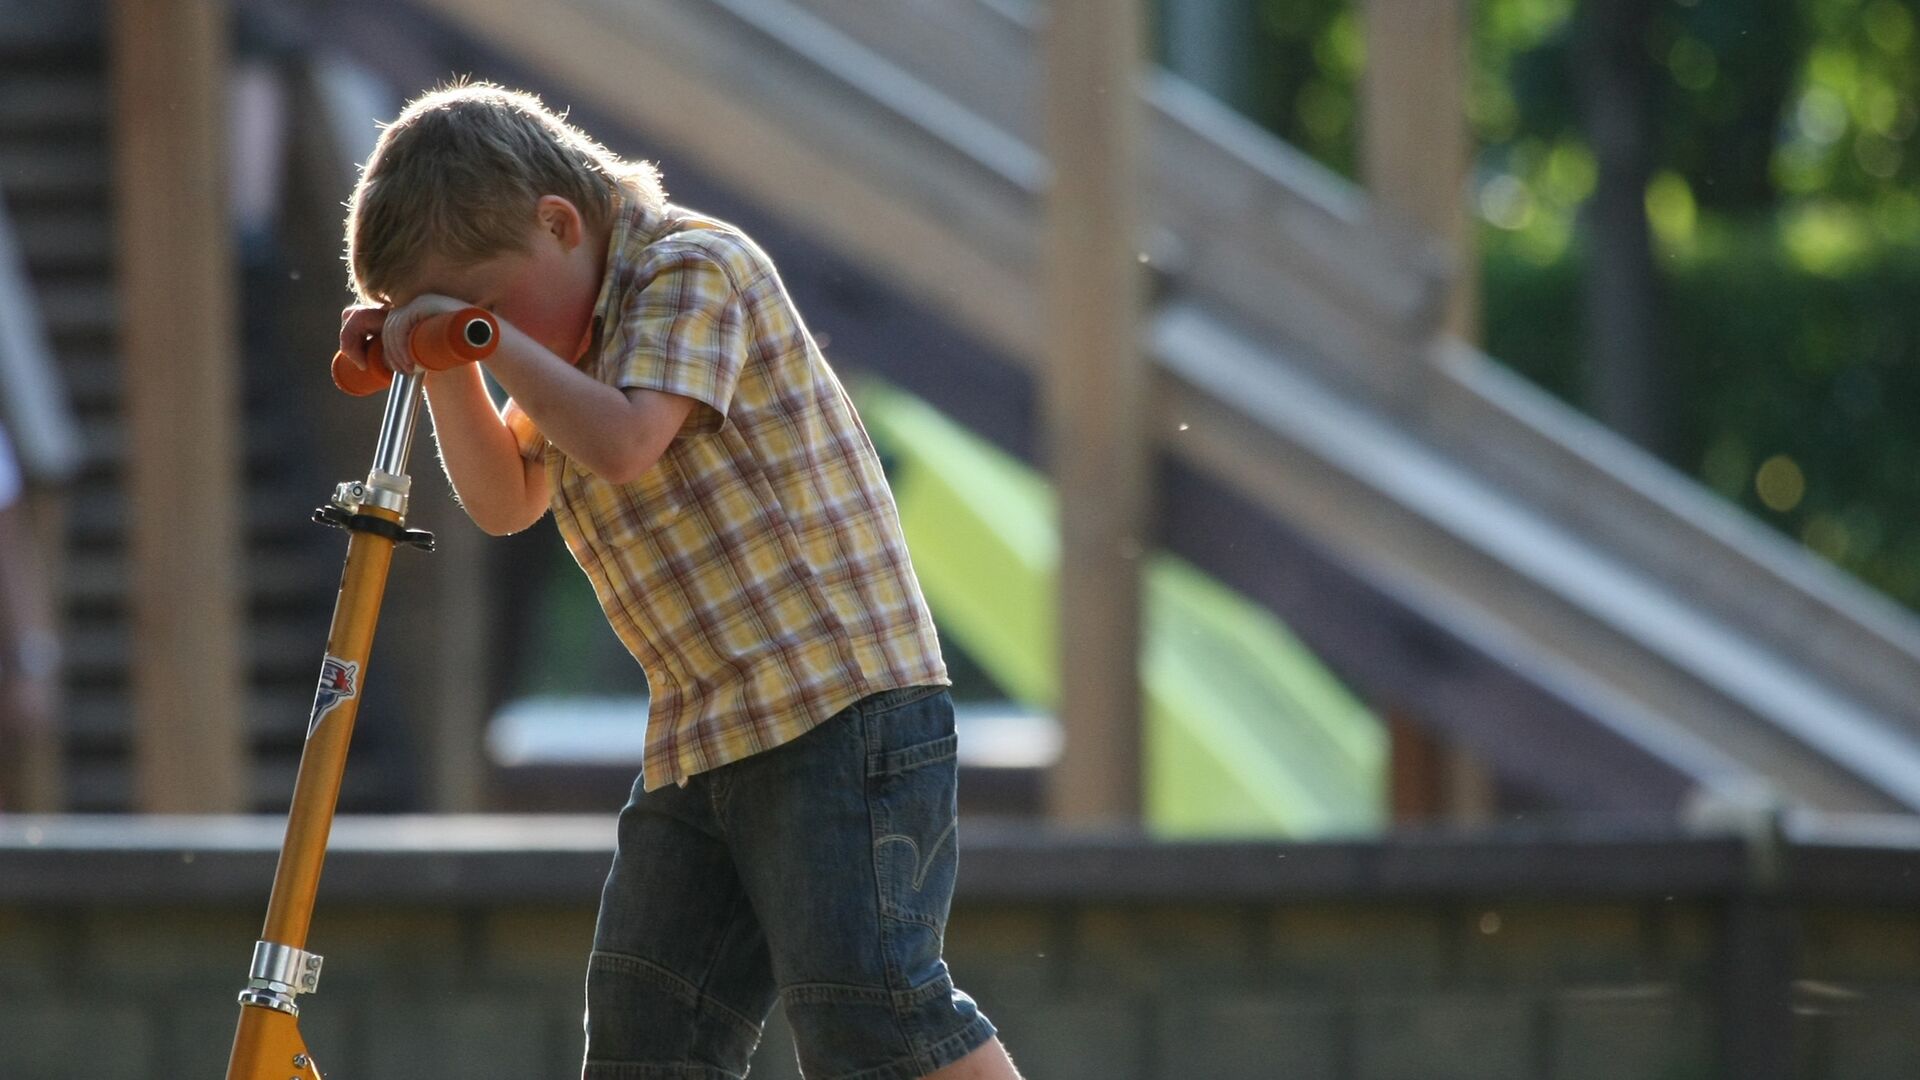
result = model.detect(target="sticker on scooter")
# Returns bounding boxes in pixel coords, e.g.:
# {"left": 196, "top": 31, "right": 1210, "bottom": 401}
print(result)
{"left": 308, "top": 656, "right": 360, "bottom": 736}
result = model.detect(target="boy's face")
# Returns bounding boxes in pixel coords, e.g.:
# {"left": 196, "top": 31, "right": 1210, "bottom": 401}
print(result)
{"left": 396, "top": 196, "right": 605, "bottom": 363}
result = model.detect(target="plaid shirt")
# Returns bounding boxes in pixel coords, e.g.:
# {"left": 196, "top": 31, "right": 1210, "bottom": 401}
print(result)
{"left": 507, "top": 193, "right": 947, "bottom": 790}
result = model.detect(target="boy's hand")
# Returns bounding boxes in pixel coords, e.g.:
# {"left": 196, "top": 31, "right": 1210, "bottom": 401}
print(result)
{"left": 337, "top": 294, "right": 473, "bottom": 378}
{"left": 338, "top": 303, "right": 389, "bottom": 376}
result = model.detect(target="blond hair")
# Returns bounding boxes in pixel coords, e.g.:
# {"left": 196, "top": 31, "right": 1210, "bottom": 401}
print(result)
{"left": 346, "top": 81, "right": 665, "bottom": 304}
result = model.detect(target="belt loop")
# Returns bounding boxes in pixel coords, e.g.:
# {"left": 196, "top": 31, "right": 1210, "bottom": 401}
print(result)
{"left": 862, "top": 705, "right": 883, "bottom": 778}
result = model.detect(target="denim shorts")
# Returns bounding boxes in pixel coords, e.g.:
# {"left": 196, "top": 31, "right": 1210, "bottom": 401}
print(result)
{"left": 583, "top": 685, "right": 997, "bottom": 1079}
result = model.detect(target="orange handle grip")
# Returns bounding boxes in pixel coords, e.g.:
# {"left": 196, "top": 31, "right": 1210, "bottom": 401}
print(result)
{"left": 330, "top": 348, "right": 391, "bottom": 396}
{"left": 330, "top": 308, "right": 500, "bottom": 396}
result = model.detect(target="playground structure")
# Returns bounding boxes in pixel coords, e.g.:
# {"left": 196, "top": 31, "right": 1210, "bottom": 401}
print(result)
{"left": 309, "top": 0, "right": 1920, "bottom": 822}
{"left": 6, "top": 0, "right": 1918, "bottom": 823}
{"left": 3, "top": 0, "right": 1911, "bottom": 824}
{"left": 7, "top": 1, "right": 1920, "bottom": 1077}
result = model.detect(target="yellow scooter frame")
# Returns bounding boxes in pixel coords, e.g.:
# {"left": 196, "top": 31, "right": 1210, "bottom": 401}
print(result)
{"left": 226, "top": 310, "right": 496, "bottom": 1080}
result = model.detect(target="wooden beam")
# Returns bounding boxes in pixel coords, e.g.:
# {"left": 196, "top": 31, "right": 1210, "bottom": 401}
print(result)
{"left": 1, "top": 494, "right": 65, "bottom": 811}
{"left": 1362, "top": 0, "right": 1497, "bottom": 822}
{"left": 113, "top": 0, "right": 248, "bottom": 812}
{"left": 1043, "top": 0, "right": 1147, "bottom": 823}
{"left": 1361, "top": 0, "right": 1477, "bottom": 341}
{"left": 1387, "top": 710, "right": 1445, "bottom": 822}
{"left": 428, "top": 501, "right": 489, "bottom": 811}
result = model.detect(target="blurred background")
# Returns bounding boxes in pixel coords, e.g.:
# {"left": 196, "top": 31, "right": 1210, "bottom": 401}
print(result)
{"left": 6, "top": 0, "right": 1920, "bottom": 1077}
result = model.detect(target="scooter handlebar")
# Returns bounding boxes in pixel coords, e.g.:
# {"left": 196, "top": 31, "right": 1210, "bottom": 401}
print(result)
{"left": 330, "top": 308, "right": 500, "bottom": 396}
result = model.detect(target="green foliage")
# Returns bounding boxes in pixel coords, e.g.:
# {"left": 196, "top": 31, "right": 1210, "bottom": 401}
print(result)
{"left": 1779, "top": 0, "right": 1920, "bottom": 204}
{"left": 1215, "top": 0, "right": 1361, "bottom": 174}
{"left": 1475, "top": 0, "right": 1920, "bottom": 610}
{"left": 1192, "top": 0, "right": 1920, "bottom": 610}
{"left": 1485, "top": 223, "right": 1920, "bottom": 607}
{"left": 1222, "top": 0, "right": 1920, "bottom": 220}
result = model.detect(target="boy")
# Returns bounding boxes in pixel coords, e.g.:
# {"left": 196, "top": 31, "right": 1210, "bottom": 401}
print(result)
{"left": 338, "top": 83, "right": 1024, "bottom": 1080}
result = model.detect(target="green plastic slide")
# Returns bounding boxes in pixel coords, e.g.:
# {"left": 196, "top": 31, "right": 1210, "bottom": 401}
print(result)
{"left": 856, "top": 380, "right": 1386, "bottom": 838}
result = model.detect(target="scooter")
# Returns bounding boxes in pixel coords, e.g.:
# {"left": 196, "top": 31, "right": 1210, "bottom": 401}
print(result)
{"left": 224, "top": 309, "right": 499, "bottom": 1080}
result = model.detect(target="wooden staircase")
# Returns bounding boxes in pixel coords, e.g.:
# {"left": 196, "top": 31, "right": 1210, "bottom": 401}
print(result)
{"left": 0, "top": 2, "right": 400, "bottom": 811}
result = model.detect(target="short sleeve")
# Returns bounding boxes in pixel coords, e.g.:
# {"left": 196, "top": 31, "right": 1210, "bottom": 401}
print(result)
{"left": 609, "top": 248, "right": 746, "bottom": 436}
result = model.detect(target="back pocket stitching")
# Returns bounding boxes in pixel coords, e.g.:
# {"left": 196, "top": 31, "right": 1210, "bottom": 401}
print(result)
{"left": 874, "top": 816, "right": 958, "bottom": 893}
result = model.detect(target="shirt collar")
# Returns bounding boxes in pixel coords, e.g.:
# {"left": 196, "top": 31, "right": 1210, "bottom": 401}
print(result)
{"left": 581, "top": 187, "right": 679, "bottom": 368}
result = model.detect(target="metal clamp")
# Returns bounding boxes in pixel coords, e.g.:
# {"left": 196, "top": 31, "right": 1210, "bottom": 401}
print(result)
{"left": 249, "top": 939, "right": 324, "bottom": 996}
{"left": 314, "top": 475, "right": 435, "bottom": 551}
{"left": 327, "top": 469, "right": 409, "bottom": 516}
{"left": 235, "top": 986, "right": 299, "bottom": 1016}
{"left": 330, "top": 479, "right": 369, "bottom": 513}
{"left": 360, "top": 468, "right": 411, "bottom": 514}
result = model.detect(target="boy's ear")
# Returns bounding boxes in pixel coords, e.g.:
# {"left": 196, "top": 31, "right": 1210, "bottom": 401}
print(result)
{"left": 535, "top": 195, "right": 584, "bottom": 249}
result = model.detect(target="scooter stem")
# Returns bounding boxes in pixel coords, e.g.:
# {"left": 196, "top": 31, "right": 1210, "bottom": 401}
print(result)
{"left": 226, "top": 308, "right": 494, "bottom": 1079}
{"left": 225, "top": 373, "right": 431, "bottom": 1080}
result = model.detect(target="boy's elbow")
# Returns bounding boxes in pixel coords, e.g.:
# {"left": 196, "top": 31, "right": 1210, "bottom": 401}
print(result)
{"left": 595, "top": 444, "right": 662, "bottom": 487}
{"left": 464, "top": 487, "right": 548, "bottom": 537}
{"left": 466, "top": 504, "right": 515, "bottom": 537}
{"left": 474, "top": 513, "right": 520, "bottom": 538}
{"left": 474, "top": 505, "right": 544, "bottom": 537}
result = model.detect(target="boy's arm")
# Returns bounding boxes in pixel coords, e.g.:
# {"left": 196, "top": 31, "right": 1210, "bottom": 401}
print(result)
{"left": 421, "top": 363, "right": 551, "bottom": 536}
{"left": 480, "top": 318, "right": 696, "bottom": 486}
{"left": 340, "top": 301, "right": 549, "bottom": 536}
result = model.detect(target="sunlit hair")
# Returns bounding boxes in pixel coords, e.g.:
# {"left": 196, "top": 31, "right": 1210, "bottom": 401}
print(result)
{"left": 346, "top": 80, "right": 666, "bottom": 304}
